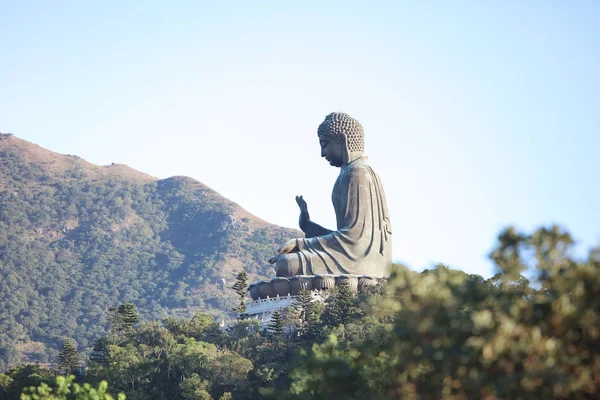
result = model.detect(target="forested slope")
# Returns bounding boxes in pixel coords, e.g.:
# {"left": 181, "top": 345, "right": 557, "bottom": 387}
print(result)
{"left": 0, "top": 133, "right": 296, "bottom": 370}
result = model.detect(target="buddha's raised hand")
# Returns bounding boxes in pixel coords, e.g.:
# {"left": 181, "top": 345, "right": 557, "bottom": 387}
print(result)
{"left": 296, "top": 195, "right": 310, "bottom": 232}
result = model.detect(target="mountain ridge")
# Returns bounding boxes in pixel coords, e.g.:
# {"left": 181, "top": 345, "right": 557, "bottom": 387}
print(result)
{"left": 0, "top": 133, "right": 286, "bottom": 230}
{"left": 0, "top": 132, "right": 297, "bottom": 370}
{"left": 0, "top": 133, "right": 156, "bottom": 183}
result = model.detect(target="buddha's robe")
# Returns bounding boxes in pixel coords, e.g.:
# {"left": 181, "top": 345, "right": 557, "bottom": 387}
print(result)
{"left": 279, "top": 156, "right": 392, "bottom": 278}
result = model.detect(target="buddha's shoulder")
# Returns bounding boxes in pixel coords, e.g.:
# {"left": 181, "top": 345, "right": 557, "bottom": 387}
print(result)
{"left": 344, "top": 162, "right": 374, "bottom": 179}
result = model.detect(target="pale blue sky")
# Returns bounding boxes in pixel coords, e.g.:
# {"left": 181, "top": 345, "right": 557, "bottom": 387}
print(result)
{"left": 1, "top": 1, "right": 598, "bottom": 277}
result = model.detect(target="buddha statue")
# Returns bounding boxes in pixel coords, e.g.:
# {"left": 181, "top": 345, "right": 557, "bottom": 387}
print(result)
{"left": 268, "top": 112, "right": 392, "bottom": 278}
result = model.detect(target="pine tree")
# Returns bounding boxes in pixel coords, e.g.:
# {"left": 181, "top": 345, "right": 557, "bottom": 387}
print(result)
{"left": 58, "top": 339, "right": 80, "bottom": 375}
{"left": 325, "top": 279, "right": 360, "bottom": 327}
{"left": 118, "top": 303, "right": 139, "bottom": 333}
{"left": 107, "top": 304, "right": 139, "bottom": 337}
{"left": 268, "top": 309, "right": 285, "bottom": 338}
{"left": 90, "top": 337, "right": 110, "bottom": 366}
{"left": 232, "top": 270, "right": 249, "bottom": 320}
{"left": 292, "top": 289, "right": 319, "bottom": 339}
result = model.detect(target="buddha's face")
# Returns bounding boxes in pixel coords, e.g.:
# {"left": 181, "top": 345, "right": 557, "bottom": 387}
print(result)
{"left": 319, "top": 135, "right": 344, "bottom": 167}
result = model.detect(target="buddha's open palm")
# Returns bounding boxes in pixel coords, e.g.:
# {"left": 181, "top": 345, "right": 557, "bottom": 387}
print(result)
{"left": 296, "top": 195, "right": 310, "bottom": 232}
{"left": 268, "top": 239, "right": 298, "bottom": 264}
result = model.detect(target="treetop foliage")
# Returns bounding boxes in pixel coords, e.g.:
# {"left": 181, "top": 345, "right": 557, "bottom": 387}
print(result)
{"left": 3, "top": 225, "right": 599, "bottom": 399}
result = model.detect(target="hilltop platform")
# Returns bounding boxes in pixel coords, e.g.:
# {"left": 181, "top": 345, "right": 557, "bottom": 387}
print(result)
{"left": 245, "top": 274, "right": 384, "bottom": 325}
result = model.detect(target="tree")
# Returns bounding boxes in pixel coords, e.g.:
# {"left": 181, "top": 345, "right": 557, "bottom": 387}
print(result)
{"left": 117, "top": 304, "right": 139, "bottom": 333}
{"left": 179, "top": 374, "right": 212, "bottom": 400}
{"left": 0, "top": 374, "right": 13, "bottom": 400}
{"left": 164, "top": 313, "right": 220, "bottom": 342}
{"left": 107, "top": 304, "right": 139, "bottom": 337}
{"left": 89, "top": 337, "right": 109, "bottom": 366}
{"left": 291, "top": 289, "right": 319, "bottom": 339}
{"left": 268, "top": 310, "right": 285, "bottom": 338}
{"left": 324, "top": 280, "right": 360, "bottom": 327}
{"left": 3, "top": 364, "right": 55, "bottom": 398}
{"left": 232, "top": 271, "right": 249, "bottom": 320}
{"left": 57, "top": 340, "right": 80, "bottom": 376}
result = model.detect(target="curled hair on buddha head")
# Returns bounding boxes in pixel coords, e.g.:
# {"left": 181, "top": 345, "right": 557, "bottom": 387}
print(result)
{"left": 317, "top": 112, "right": 365, "bottom": 153}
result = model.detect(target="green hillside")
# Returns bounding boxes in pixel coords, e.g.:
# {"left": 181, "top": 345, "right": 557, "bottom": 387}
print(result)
{"left": 0, "top": 133, "right": 296, "bottom": 370}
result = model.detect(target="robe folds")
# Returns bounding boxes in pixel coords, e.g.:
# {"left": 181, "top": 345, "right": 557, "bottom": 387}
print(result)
{"left": 284, "top": 156, "right": 392, "bottom": 278}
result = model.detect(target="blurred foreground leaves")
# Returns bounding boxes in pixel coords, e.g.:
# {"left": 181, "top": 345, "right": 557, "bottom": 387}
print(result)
{"left": 285, "top": 225, "right": 600, "bottom": 399}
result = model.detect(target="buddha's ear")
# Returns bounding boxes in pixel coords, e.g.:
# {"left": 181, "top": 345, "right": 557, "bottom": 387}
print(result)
{"left": 339, "top": 133, "right": 349, "bottom": 164}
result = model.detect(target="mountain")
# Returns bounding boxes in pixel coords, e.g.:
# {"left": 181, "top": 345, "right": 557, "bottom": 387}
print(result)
{"left": 0, "top": 133, "right": 297, "bottom": 370}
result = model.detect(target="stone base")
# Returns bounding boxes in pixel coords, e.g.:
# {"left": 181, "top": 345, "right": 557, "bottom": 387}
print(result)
{"left": 247, "top": 274, "right": 384, "bottom": 301}
{"left": 246, "top": 275, "right": 385, "bottom": 326}
{"left": 245, "top": 274, "right": 385, "bottom": 326}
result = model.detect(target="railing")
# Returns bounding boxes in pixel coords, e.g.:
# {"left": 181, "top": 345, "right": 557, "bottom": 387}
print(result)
{"left": 246, "top": 294, "right": 296, "bottom": 315}
{"left": 246, "top": 291, "right": 325, "bottom": 315}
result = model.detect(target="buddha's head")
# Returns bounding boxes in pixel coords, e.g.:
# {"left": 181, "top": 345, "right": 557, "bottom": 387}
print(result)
{"left": 317, "top": 112, "right": 364, "bottom": 167}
